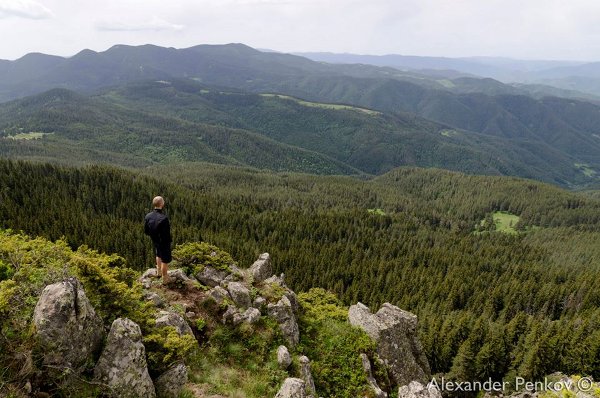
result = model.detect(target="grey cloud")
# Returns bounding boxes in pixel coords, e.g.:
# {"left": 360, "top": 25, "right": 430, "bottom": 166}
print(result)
{"left": 0, "top": 0, "right": 53, "bottom": 19}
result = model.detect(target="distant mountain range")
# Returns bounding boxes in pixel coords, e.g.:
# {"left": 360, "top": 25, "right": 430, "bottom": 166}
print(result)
{"left": 296, "top": 52, "right": 600, "bottom": 98}
{"left": 1, "top": 43, "right": 600, "bottom": 187}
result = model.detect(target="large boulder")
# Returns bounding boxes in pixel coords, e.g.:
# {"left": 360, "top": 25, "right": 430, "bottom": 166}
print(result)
{"left": 195, "top": 266, "right": 228, "bottom": 287}
{"left": 94, "top": 318, "right": 156, "bottom": 398}
{"left": 33, "top": 278, "right": 104, "bottom": 373}
{"left": 249, "top": 253, "right": 272, "bottom": 282}
{"left": 155, "top": 310, "right": 194, "bottom": 337}
{"left": 227, "top": 281, "right": 252, "bottom": 309}
{"left": 275, "top": 378, "right": 306, "bottom": 398}
{"left": 267, "top": 296, "right": 299, "bottom": 348}
{"left": 349, "top": 302, "right": 431, "bottom": 386}
{"left": 154, "top": 363, "right": 188, "bottom": 398}
{"left": 398, "top": 381, "right": 442, "bottom": 398}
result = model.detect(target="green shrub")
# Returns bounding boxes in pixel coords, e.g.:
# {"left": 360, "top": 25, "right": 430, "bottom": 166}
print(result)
{"left": 143, "top": 326, "right": 197, "bottom": 376}
{"left": 173, "top": 242, "right": 235, "bottom": 275}
{"left": 0, "top": 259, "right": 14, "bottom": 281}
{"left": 298, "top": 288, "right": 348, "bottom": 322}
{"left": 259, "top": 282, "right": 287, "bottom": 303}
{"left": 299, "top": 288, "right": 376, "bottom": 398}
{"left": 196, "top": 317, "right": 207, "bottom": 332}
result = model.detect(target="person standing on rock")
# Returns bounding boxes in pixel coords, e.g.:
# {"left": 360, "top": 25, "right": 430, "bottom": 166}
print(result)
{"left": 144, "top": 196, "right": 173, "bottom": 284}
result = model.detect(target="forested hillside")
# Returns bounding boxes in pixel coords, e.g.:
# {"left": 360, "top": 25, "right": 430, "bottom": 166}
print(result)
{"left": 0, "top": 80, "right": 596, "bottom": 186}
{"left": 1, "top": 159, "right": 600, "bottom": 382}
{"left": 2, "top": 43, "right": 600, "bottom": 187}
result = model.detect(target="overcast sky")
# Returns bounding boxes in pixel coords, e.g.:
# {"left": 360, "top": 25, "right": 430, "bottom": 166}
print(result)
{"left": 1, "top": 0, "right": 600, "bottom": 61}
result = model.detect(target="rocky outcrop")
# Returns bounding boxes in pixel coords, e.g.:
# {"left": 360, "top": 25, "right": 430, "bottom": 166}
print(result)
{"left": 267, "top": 296, "right": 299, "bottom": 348}
{"left": 264, "top": 274, "right": 299, "bottom": 313}
{"left": 277, "top": 345, "right": 292, "bottom": 369}
{"left": 154, "top": 363, "right": 188, "bottom": 398}
{"left": 249, "top": 253, "right": 272, "bottom": 282}
{"left": 33, "top": 278, "right": 104, "bottom": 373}
{"left": 299, "top": 356, "right": 316, "bottom": 397}
{"left": 360, "top": 353, "right": 387, "bottom": 398}
{"left": 195, "top": 266, "right": 228, "bottom": 287}
{"left": 275, "top": 378, "right": 306, "bottom": 398}
{"left": 94, "top": 318, "right": 156, "bottom": 398}
{"left": 155, "top": 310, "right": 194, "bottom": 337}
{"left": 349, "top": 302, "right": 431, "bottom": 386}
{"left": 227, "top": 282, "right": 252, "bottom": 309}
{"left": 398, "top": 381, "right": 442, "bottom": 398}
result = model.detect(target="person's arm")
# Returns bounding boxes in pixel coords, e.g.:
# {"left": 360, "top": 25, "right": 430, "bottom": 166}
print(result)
{"left": 144, "top": 216, "right": 151, "bottom": 236}
{"left": 161, "top": 217, "right": 172, "bottom": 245}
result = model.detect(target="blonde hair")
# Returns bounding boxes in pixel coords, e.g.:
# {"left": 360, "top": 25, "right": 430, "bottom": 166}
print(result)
{"left": 152, "top": 196, "right": 165, "bottom": 208}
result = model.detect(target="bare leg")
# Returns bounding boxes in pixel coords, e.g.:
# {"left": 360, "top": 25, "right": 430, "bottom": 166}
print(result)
{"left": 161, "top": 261, "right": 171, "bottom": 284}
{"left": 155, "top": 257, "right": 161, "bottom": 276}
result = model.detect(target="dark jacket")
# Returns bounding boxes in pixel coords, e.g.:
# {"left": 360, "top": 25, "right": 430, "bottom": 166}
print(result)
{"left": 144, "top": 208, "right": 172, "bottom": 249}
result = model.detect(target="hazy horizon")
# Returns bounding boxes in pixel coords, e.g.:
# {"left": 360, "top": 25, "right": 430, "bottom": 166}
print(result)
{"left": 2, "top": 0, "right": 600, "bottom": 62}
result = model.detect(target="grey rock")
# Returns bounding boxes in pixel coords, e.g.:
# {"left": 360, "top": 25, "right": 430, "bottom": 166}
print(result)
{"left": 195, "top": 266, "right": 228, "bottom": 287}
{"left": 253, "top": 296, "right": 267, "bottom": 312}
{"left": 267, "top": 296, "right": 299, "bottom": 348}
{"left": 155, "top": 363, "right": 188, "bottom": 398}
{"left": 167, "top": 269, "right": 191, "bottom": 283}
{"left": 249, "top": 253, "right": 272, "bottom": 283}
{"left": 244, "top": 307, "right": 261, "bottom": 324}
{"left": 262, "top": 274, "right": 298, "bottom": 313}
{"left": 275, "top": 378, "right": 306, "bottom": 398}
{"left": 143, "top": 291, "right": 165, "bottom": 308}
{"left": 222, "top": 305, "right": 240, "bottom": 325}
{"left": 141, "top": 268, "right": 158, "bottom": 280}
{"left": 185, "top": 311, "right": 195, "bottom": 319}
{"left": 207, "top": 285, "right": 230, "bottom": 305}
{"left": 94, "top": 318, "right": 156, "bottom": 398}
{"left": 360, "top": 353, "right": 387, "bottom": 398}
{"left": 349, "top": 302, "right": 431, "bottom": 386}
{"left": 398, "top": 381, "right": 442, "bottom": 398}
{"left": 285, "top": 289, "right": 299, "bottom": 314}
{"left": 299, "top": 356, "right": 316, "bottom": 396}
{"left": 33, "top": 278, "right": 104, "bottom": 373}
{"left": 264, "top": 273, "right": 287, "bottom": 287}
{"left": 232, "top": 312, "right": 246, "bottom": 326}
{"left": 227, "top": 282, "right": 252, "bottom": 309}
{"left": 230, "top": 307, "right": 261, "bottom": 326}
{"left": 155, "top": 310, "right": 194, "bottom": 337}
{"left": 277, "top": 346, "right": 292, "bottom": 369}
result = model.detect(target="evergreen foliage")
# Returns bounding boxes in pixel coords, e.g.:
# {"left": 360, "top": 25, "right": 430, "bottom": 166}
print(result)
{"left": 1, "top": 159, "right": 600, "bottom": 385}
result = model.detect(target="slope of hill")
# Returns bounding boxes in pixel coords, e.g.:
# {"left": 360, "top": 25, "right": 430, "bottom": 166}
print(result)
{"left": 1, "top": 43, "right": 600, "bottom": 187}
{"left": 1, "top": 159, "right": 600, "bottom": 388}
{"left": 0, "top": 87, "right": 360, "bottom": 175}
{"left": 0, "top": 81, "right": 596, "bottom": 186}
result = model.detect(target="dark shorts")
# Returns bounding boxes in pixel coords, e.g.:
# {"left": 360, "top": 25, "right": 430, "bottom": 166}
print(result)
{"left": 154, "top": 244, "right": 172, "bottom": 264}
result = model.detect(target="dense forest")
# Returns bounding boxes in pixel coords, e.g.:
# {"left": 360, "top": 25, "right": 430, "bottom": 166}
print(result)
{"left": 1, "top": 159, "right": 600, "bottom": 383}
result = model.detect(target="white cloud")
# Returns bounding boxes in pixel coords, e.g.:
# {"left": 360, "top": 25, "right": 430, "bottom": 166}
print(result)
{"left": 96, "top": 16, "right": 184, "bottom": 32}
{"left": 0, "top": 0, "right": 53, "bottom": 19}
